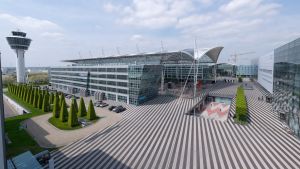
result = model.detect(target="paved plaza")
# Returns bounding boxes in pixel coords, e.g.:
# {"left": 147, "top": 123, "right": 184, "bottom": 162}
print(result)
{"left": 50, "top": 82, "right": 300, "bottom": 169}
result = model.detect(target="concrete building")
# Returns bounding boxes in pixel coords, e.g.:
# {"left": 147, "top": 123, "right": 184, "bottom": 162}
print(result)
{"left": 273, "top": 37, "right": 300, "bottom": 138}
{"left": 6, "top": 31, "right": 32, "bottom": 83}
{"left": 50, "top": 47, "right": 223, "bottom": 105}
{"left": 258, "top": 52, "right": 274, "bottom": 94}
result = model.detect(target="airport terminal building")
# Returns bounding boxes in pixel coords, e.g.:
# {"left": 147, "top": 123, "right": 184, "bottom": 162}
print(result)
{"left": 50, "top": 47, "right": 223, "bottom": 105}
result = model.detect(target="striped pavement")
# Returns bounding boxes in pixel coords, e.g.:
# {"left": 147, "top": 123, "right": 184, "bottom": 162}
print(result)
{"left": 50, "top": 82, "right": 300, "bottom": 169}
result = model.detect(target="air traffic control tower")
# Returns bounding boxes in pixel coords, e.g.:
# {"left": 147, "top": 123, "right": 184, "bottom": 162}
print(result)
{"left": 6, "top": 31, "right": 32, "bottom": 83}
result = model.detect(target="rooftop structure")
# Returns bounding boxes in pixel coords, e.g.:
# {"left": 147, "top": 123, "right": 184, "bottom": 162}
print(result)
{"left": 6, "top": 31, "right": 32, "bottom": 83}
{"left": 50, "top": 47, "right": 224, "bottom": 105}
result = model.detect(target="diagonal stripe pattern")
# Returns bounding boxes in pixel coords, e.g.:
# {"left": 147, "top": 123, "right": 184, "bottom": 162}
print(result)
{"left": 50, "top": 83, "right": 300, "bottom": 169}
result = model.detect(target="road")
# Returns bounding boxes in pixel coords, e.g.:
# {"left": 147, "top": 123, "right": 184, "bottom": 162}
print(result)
{"left": 3, "top": 99, "right": 18, "bottom": 118}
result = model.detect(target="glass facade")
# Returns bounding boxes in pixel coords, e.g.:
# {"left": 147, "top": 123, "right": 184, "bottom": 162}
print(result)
{"left": 216, "top": 63, "right": 236, "bottom": 77}
{"left": 128, "top": 65, "right": 162, "bottom": 105}
{"left": 273, "top": 38, "right": 300, "bottom": 137}
{"left": 50, "top": 48, "right": 223, "bottom": 105}
{"left": 236, "top": 65, "right": 258, "bottom": 77}
{"left": 164, "top": 64, "right": 215, "bottom": 82}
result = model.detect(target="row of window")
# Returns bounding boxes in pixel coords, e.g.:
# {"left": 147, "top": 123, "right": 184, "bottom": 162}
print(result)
{"left": 51, "top": 67, "right": 128, "bottom": 72}
{"left": 90, "top": 74, "right": 127, "bottom": 80}
{"left": 89, "top": 85, "right": 128, "bottom": 94}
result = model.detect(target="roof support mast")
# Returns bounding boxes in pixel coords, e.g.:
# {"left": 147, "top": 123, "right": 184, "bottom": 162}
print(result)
{"left": 193, "top": 38, "right": 199, "bottom": 115}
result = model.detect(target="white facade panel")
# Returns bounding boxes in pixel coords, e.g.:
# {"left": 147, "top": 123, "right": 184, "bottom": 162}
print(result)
{"left": 258, "top": 52, "right": 274, "bottom": 94}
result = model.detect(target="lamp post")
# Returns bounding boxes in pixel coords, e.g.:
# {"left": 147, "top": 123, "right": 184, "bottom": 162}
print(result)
{"left": 0, "top": 51, "right": 7, "bottom": 169}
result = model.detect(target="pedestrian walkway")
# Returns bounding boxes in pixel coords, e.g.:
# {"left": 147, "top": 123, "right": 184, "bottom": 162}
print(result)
{"left": 50, "top": 82, "right": 300, "bottom": 169}
{"left": 24, "top": 106, "right": 123, "bottom": 148}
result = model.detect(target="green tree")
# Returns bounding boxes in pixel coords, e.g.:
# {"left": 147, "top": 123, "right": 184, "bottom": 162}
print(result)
{"left": 68, "top": 102, "right": 79, "bottom": 127}
{"left": 38, "top": 93, "right": 43, "bottom": 109}
{"left": 59, "top": 94, "right": 63, "bottom": 107}
{"left": 42, "top": 93, "right": 50, "bottom": 112}
{"left": 78, "top": 97, "right": 87, "bottom": 117}
{"left": 52, "top": 93, "right": 60, "bottom": 118}
{"left": 29, "top": 88, "right": 34, "bottom": 104}
{"left": 49, "top": 92, "right": 54, "bottom": 104}
{"left": 87, "top": 100, "right": 96, "bottom": 120}
{"left": 33, "top": 92, "right": 39, "bottom": 108}
{"left": 71, "top": 97, "right": 78, "bottom": 114}
{"left": 59, "top": 98, "right": 68, "bottom": 122}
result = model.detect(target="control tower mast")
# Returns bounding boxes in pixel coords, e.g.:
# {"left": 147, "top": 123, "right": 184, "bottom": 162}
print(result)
{"left": 6, "top": 31, "right": 32, "bottom": 83}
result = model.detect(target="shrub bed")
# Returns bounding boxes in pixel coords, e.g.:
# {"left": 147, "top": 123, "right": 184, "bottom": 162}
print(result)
{"left": 234, "top": 86, "right": 248, "bottom": 124}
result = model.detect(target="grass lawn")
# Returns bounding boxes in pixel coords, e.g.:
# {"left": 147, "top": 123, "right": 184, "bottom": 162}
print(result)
{"left": 48, "top": 117, "right": 81, "bottom": 130}
{"left": 48, "top": 116, "right": 100, "bottom": 130}
{"left": 4, "top": 91, "right": 50, "bottom": 158}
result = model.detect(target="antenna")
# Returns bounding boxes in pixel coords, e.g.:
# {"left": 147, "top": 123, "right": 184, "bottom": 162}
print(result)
{"left": 101, "top": 48, "right": 105, "bottom": 57}
{"left": 89, "top": 51, "right": 93, "bottom": 58}
{"left": 136, "top": 44, "right": 140, "bottom": 53}
{"left": 116, "top": 47, "right": 120, "bottom": 55}
{"left": 160, "top": 40, "right": 164, "bottom": 52}
{"left": 78, "top": 52, "right": 82, "bottom": 59}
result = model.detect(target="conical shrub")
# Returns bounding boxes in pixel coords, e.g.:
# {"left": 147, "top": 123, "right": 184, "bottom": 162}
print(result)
{"left": 52, "top": 93, "right": 60, "bottom": 118}
{"left": 68, "top": 102, "right": 79, "bottom": 127}
{"left": 78, "top": 97, "right": 87, "bottom": 117}
{"left": 71, "top": 97, "right": 78, "bottom": 114}
{"left": 87, "top": 100, "right": 96, "bottom": 120}
{"left": 38, "top": 93, "right": 43, "bottom": 109}
{"left": 42, "top": 93, "right": 50, "bottom": 112}
{"left": 59, "top": 99, "right": 68, "bottom": 122}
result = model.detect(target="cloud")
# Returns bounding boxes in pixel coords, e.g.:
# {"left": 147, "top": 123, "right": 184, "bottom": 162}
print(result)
{"left": 0, "top": 13, "right": 61, "bottom": 31}
{"left": 41, "top": 32, "right": 64, "bottom": 40}
{"left": 130, "top": 34, "right": 144, "bottom": 41}
{"left": 116, "top": 0, "right": 194, "bottom": 29}
{"left": 103, "top": 2, "right": 121, "bottom": 13}
{"left": 219, "top": 0, "right": 281, "bottom": 17}
{"left": 177, "top": 14, "right": 212, "bottom": 28}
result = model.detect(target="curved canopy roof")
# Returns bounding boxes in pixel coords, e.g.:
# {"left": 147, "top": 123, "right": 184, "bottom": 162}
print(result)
{"left": 194, "top": 47, "right": 224, "bottom": 63}
{"left": 62, "top": 46, "right": 223, "bottom": 65}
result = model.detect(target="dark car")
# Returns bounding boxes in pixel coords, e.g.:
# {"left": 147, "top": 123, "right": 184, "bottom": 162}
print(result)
{"left": 108, "top": 106, "right": 116, "bottom": 111}
{"left": 112, "top": 106, "right": 126, "bottom": 113}
{"left": 99, "top": 102, "right": 109, "bottom": 107}
{"left": 94, "top": 100, "right": 102, "bottom": 107}
{"left": 65, "top": 95, "right": 72, "bottom": 99}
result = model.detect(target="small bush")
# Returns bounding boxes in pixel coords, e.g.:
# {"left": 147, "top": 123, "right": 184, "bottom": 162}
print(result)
{"left": 78, "top": 97, "right": 87, "bottom": 117}
{"left": 59, "top": 99, "right": 68, "bottom": 122}
{"left": 87, "top": 100, "right": 96, "bottom": 120}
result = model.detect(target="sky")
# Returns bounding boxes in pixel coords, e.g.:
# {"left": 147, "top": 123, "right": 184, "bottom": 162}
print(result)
{"left": 0, "top": 0, "right": 300, "bottom": 67}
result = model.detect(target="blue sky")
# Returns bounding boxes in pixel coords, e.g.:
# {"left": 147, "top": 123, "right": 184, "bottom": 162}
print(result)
{"left": 1, "top": 0, "right": 300, "bottom": 66}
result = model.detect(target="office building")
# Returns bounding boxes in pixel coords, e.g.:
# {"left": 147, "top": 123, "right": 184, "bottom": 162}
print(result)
{"left": 50, "top": 47, "right": 223, "bottom": 105}
{"left": 273, "top": 38, "right": 300, "bottom": 137}
{"left": 258, "top": 52, "right": 274, "bottom": 94}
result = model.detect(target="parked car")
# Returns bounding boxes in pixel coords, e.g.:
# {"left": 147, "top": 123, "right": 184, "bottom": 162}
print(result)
{"left": 78, "top": 118, "right": 90, "bottom": 127}
{"left": 65, "top": 95, "right": 72, "bottom": 99}
{"left": 112, "top": 105, "right": 126, "bottom": 113}
{"left": 99, "top": 102, "right": 109, "bottom": 108}
{"left": 94, "top": 100, "right": 102, "bottom": 104}
{"left": 108, "top": 105, "right": 116, "bottom": 111}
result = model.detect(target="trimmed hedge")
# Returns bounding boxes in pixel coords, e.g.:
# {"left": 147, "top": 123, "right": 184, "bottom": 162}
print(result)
{"left": 87, "top": 100, "right": 96, "bottom": 120}
{"left": 78, "top": 97, "right": 87, "bottom": 117}
{"left": 59, "top": 97, "right": 68, "bottom": 122}
{"left": 235, "top": 86, "right": 248, "bottom": 123}
{"left": 68, "top": 102, "right": 79, "bottom": 127}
